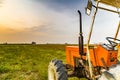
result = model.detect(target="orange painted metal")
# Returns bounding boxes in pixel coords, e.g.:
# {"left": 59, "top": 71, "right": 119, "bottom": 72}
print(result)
{"left": 66, "top": 45, "right": 118, "bottom": 67}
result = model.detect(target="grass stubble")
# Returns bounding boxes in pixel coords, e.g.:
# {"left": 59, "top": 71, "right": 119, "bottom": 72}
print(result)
{"left": 0, "top": 44, "right": 86, "bottom": 80}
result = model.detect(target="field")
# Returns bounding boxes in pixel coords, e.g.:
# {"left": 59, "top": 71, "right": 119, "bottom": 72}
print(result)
{"left": 0, "top": 44, "right": 85, "bottom": 80}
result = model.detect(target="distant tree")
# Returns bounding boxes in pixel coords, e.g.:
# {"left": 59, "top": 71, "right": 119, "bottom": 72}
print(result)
{"left": 65, "top": 43, "right": 68, "bottom": 45}
{"left": 32, "top": 42, "right": 36, "bottom": 45}
{"left": 3, "top": 42, "right": 7, "bottom": 44}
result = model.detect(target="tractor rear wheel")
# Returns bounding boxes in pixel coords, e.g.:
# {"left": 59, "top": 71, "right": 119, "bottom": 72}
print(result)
{"left": 48, "top": 60, "right": 68, "bottom": 80}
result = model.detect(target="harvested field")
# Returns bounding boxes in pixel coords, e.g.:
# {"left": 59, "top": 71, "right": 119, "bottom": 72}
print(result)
{"left": 0, "top": 44, "right": 85, "bottom": 80}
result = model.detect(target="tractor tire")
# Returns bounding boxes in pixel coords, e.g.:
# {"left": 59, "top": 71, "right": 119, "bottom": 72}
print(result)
{"left": 48, "top": 60, "right": 68, "bottom": 80}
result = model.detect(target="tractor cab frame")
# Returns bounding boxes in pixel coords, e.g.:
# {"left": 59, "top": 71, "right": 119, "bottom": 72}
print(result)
{"left": 85, "top": 0, "right": 120, "bottom": 79}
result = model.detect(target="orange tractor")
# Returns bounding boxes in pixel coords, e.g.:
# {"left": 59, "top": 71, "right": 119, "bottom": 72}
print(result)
{"left": 48, "top": 0, "right": 120, "bottom": 80}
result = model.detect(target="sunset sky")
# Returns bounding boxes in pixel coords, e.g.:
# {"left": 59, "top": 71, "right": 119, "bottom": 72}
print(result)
{"left": 0, "top": 0, "right": 120, "bottom": 44}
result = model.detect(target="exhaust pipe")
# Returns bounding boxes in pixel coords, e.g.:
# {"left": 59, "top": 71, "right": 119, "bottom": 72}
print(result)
{"left": 78, "top": 10, "right": 84, "bottom": 56}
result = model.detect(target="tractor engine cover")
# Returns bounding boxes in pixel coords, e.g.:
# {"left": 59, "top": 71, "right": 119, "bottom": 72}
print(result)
{"left": 66, "top": 45, "right": 118, "bottom": 68}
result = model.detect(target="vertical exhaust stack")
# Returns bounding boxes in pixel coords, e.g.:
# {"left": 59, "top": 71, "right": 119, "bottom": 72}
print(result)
{"left": 78, "top": 10, "right": 84, "bottom": 56}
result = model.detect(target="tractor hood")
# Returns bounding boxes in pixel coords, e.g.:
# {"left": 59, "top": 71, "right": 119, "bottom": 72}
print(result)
{"left": 95, "top": 0, "right": 120, "bottom": 8}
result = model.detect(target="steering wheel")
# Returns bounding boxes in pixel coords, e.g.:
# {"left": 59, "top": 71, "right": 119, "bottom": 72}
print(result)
{"left": 106, "top": 37, "right": 120, "bottom": 49}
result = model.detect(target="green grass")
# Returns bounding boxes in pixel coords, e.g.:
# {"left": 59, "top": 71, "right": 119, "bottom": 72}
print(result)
{"left": 0, "top": 44, "right": 85, "bottom": 80}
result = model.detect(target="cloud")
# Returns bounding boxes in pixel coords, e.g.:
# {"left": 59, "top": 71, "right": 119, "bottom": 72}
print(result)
{"left": 35, "top": 0, "right": 87, "bottom": 12}
{"left": 0, "top": 0, "right": 88, "bottom": 43}
{"left": 1, "top": 0, "right": 119, "bottom": 44}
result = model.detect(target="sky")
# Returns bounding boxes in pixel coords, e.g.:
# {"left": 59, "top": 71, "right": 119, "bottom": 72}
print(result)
{"left": 0, "top": 0, "right": 120, "bottom": 44}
